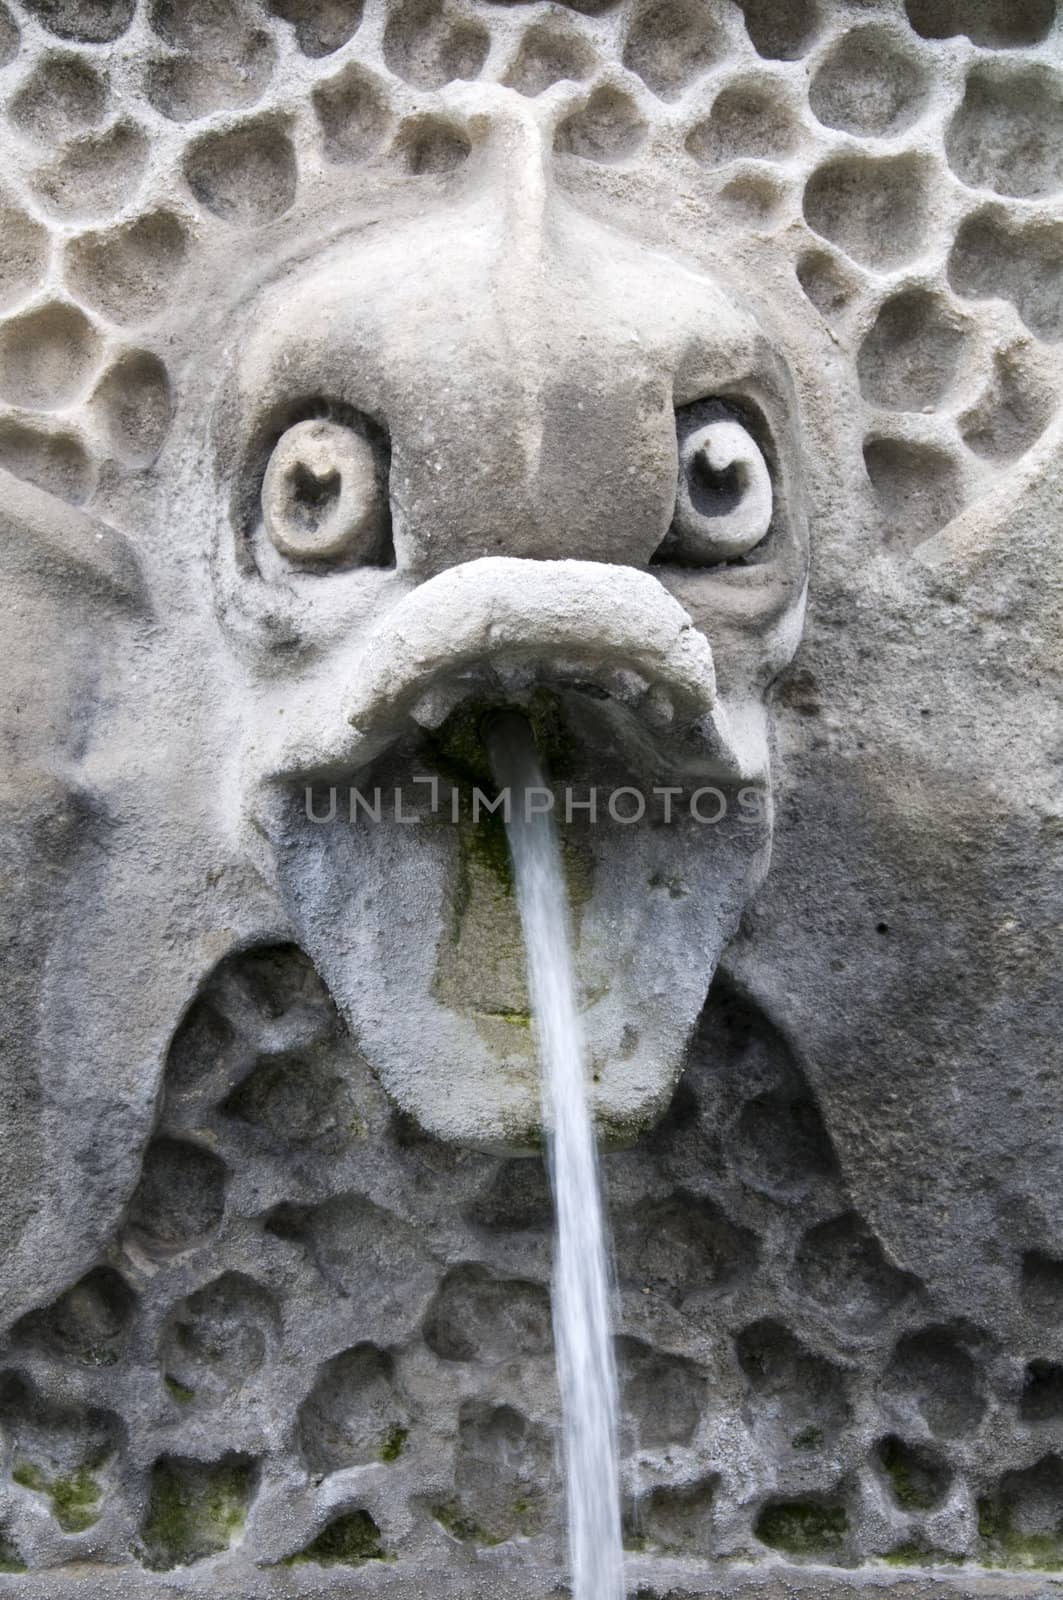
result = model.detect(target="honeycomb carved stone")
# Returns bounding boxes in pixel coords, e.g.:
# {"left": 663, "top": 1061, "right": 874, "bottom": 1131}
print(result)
{"left": 0, "top": 0, "right": 1060, "bottom": 1592}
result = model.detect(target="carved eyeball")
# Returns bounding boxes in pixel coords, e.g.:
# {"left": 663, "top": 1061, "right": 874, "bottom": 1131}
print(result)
{"left": 662, "top": 404, "right": 773, "bottom": 565}
{"left": 262, "top": 418, "right": 388, "bottom": 563}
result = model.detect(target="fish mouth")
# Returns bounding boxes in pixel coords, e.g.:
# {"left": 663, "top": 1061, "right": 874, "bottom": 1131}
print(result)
{"left": 267, "top": 557, "right": 765, "bottom": 792}
{"left": 247, "top": 556, "right": 774, "bottom": 1152}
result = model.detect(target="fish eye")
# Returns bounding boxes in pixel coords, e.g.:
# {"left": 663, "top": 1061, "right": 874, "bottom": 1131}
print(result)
{"left": 262, "top": 417, "right": 390, "bottom": 565}
{"left": 656, "top": 400, "right": 773, "bottom": 566}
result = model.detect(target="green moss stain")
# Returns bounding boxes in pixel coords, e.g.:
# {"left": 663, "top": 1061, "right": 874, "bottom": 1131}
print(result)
{"left": 485, "top": 1009, "right": 531, "bottom": 1030}
{"left": 164, "top": 1375, "right": 195, "bottom": 1405}
{"left": 13, "top": 1460, "right": 102, "bottom": 1533}
{"left": 978, "top": 1496, "right": 1063, "bottom": 1571}
{"left": 283, "top": 1509, "right": 384, "bottom": 1567}
{"left": 424, "top": 691, "right": 578, "bottom": 795}
{"left": 791, "top": 1425, "right": 824, "bottom": 1451}
{"left": 431, "top": 1501, "right": 503, "bottom": 1547}
{"left": 464, "top": 809, "right": 516, "bottom": 897}
{"left": 425, "top": 691, "right": 593, "bottom": 920}
{"left": 878, "top": 1436, "right": 946, "bottom": 1512}
{"left": 378, "top": 1425, "right": 408, "bottom": 1463}
{"left": 139, "top": 1454, "right": 255, "bottom": 1570}
{"left": 883, "top": 1543, "right": 964, "bottom": 1567}
{"left": 50, "top": 1469, "right": 103, "bottom": 1534}
{"left": 754, "top": 1498, "right": 848, "bottom": 1559}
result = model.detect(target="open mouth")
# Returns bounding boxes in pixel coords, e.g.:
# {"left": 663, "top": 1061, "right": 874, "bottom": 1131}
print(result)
{"left": 270, "top": 556, "right": 764, "bottom": 796}
{"left": 251, "top": 557, "right": 773, "bottom": 1150}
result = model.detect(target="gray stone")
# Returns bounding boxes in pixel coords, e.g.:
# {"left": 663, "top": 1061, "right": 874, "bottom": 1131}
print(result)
{"left": 0, "top": 0, "right": 1060, "bottom": 1590}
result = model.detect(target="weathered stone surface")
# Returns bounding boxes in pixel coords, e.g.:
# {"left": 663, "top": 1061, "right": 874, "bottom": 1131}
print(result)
{"left": 0, "top": 0, "right": 1060, "bottom": 1590}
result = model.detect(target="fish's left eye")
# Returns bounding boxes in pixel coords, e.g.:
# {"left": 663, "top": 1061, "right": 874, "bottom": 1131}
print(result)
{"left": 262, "top": 417, "right": 390, "bottom": 565}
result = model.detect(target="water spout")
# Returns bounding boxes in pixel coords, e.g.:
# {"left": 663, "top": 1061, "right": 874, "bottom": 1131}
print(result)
{"left": 487, "top": 712, "right": 624, "bottom": 1600}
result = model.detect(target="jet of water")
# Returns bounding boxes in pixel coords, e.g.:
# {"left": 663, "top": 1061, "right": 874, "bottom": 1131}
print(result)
{"left": 487, "top": 713, "right": 625, "bottom": 1600}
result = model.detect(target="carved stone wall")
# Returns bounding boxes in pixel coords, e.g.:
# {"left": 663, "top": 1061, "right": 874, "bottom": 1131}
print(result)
{"left": 0, "top": 0, "right": 1061, "bottom": 1594}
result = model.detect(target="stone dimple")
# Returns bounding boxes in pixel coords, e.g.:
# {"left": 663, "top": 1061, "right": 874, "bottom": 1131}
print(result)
{"left": 298, "top": 1344, "right": 408, "bottom": 1473}
{"left": 884, "top": 1324, "right": 987, "bottom": 1438}
{"left": 553, "top": 86, "right": 646, "bottom": 164}
{"left": 0, "top": 418, "right": 93, "bottom": 503}
{"left": 796, "top": 1211, "right": 919, "bottom": 1329}
{"left": 32, "top": 122, "right": 149, "bottom": 221}
{"left": 685, "top": 80, "right": 797, "bottom": 167}
{"left": 904, "top": 0, "right": 1054, "bottom": 49}
{"left": 718, "top": 170, "right": 784, "bottom": 228}
{"left": 804, "top": 153, "right": 929, "bottom": 271}
{"left": 184, "top": 118, "right": 297, "bottom": 224}
{"left": 0, "top": 196, "right": 50, "bottom": 314}
{"left": 159, "top": 1273, "right": 277, "bottom": 1406}
{"left": 858, "top": 288, "right": 969, "bottom": 412}
{"left": 755, "top": 1495, "right": 849, "bottom": 1560}
{"left": 66, "top": 211, "right": 189, "bottom": 326}
{"left": 92, "top": 348, "right": 174, "bottom": 467}
{"left": 447, "top": 1400, "right": 556, "bottom": 1543}
{"left": 395, "top": 113, "right": 470, "bottom": 176}
{"left": 265, "top": 1193, "right": 428, "bottom": 1301}
{"left": 733, "top": 1084, "right": 838, "bottom": 1198}
{"left": 267, "top": 0, "right": 365, "bottom": 58}
{"left": 1021, "top": 1250, "right": 1063, "bottom": 1321}
{"left": 19, "top": 0, "right": 135, "bottom": 43}
{"left": 863, "top": 435, "right": 965, "bottom": 552}
{"left": 502, "top": 23, "right": 595, "bottom": 98}
{"left": 960, "top": 342, "right": 1057, "bottom": 461}
{"left": 466, "top": 1158, "right": 552, "bottom": 1231}
{"left": 139, "top": 1453, "right": 257, "bottom": 1570}
{"left": 222, "top": 1044, "right": 362, "bottom": 1145}
{"left": 13, "top": 1266, "right": 135, "bottom": 1365}
{"left": 876, "top": 1434, "right": 952, "bottom": 1511}
{"left": 126, "top": 1136, "right": 228, "bottom": 1253}
{"left": 382, "top": 0, "right": 489, "bottom": 91}
{"left": 979, "top": 1455, "right": 1063, "bottom": 1569}
{"left": 615, "top": 1189, "right": 756, "bottom": 1305}
{"left": 796, "top": 249, "right": 860, "bottom": 324}
{"left": 736, "top": 0, "right": 820, "bottom": 60}
{"left": 422, "top": 1263, "right": 552, "bottom": 1362}
{"left": 617, "top": 1335, "right": 708, "bottom": 1449}
{"left": 809, "top": 24, "right": 929, "bottom": 139}
{"left": 622, "top": 0, "right": 721, "bottom": 101}
{"left": 736, "top": 1319, "right": 850, "bottom": 1438}
{"left": 10, "top": 53, "right": 108, "bottom": 143}
{"left": 947, "top": 65, "right": 1063, "bottom": 201}
{"left": 0, "top": 301, "right": 101, "bottom": 410}
{"left": 626, "top": 1476, "right": 718, "bottom": 1558}
{"left": 1020, "top": 1360, "right": 1063, "bottom": 1423}
{"left": 948, "top": 209, "right": 1063, "bottom": 343}
{"left": 145, "top": 33, "right": 276, "bottom": 124}
{"left": 0, "top": 1371, "right": 123, "bottom": 1535}
{"left": 314, "top": 63, "right": 391, "bottom": 162}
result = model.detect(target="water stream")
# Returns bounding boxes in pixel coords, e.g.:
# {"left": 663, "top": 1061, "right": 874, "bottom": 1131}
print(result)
{"left": 487, "top": 713, "right": 625, "bottom": 1600}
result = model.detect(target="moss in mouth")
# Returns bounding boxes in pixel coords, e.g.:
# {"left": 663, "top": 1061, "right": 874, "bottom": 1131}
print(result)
{"left": 422, "top": 688, "right": 579, "bottom": 795}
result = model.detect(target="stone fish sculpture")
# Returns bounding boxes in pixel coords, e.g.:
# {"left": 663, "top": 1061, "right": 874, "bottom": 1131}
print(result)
{"left": 0, "top": 0, "right": 1061, "bottom": 1586}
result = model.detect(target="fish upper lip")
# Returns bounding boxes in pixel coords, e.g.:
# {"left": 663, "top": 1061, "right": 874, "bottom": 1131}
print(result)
{"left": 261, "top": 556, "right": 764, "bottom": 787}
